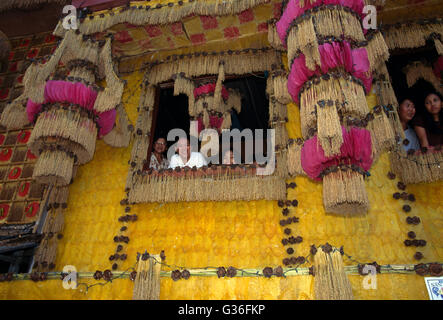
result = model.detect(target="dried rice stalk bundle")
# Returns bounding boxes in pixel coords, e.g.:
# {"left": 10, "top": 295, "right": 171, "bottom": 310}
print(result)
{"left": 68, "top": 67, "right": 96, "bottom": 84}
{"left": 29, "top": 107, "right": 97, "bottom": 162}
{"left": 212, "top": 62, "right": 225, "bottom": 111}
{"left": 268, "top": 22, "right": 285, "bottom": 50}
{"left": 367, "top": 108, "right": 396, "bottom": 156}
{"left": 403, "top": 61, "right": 443, "bottom": 95}
{"left": 54, "top": 0, "right": 270, "bottom": 36}
{"left": 103, "top": 104, "right": 132, "bottom": 147}
{"left": 133, "top": 255, "right": 161, "bottom": 300}
{"left": 145, "top": 50, "right": 280, "bottom": 85}
{"left": 273, "top": 74, "right": 292, "bottom": 104}
{"left": 26, "top": 30, "right": 71, "bottom": 103}
{"left": 317, "top": 101, "right": 343, "bottom": 157}
{"left": 389, "top": 149, "right": 443, "bottom": 184}
{"left": 0, "top": 95, "right": 30, "bottom": 130}
{"left": 226, "top": 89, "right": 242, "bottom": 114}
{"left": 173, "top": 74, "right": 196, "bottom": 116}
{"left": 139, "top": 84, "right": 156, "bottom": 110}
{"left": 128, "top": 174, "right": 285, "bottom": 203}
{"left": 93, "top": 38, "right": 125, "bottom": 113}
{"left": 434, "top": 38, "right": 443, "bottom": 55}
{"left": 322, "top": 168, "right": 369, "bottom": 215}
{"left": 275, "top": 123, "right": 289, "bottom": 147}
{"left": 287, "top": 18, "right": 319, "bottom": 71}
{"left": 33, "top": 150, "right": 74, "bottom": 186}
{"left": 314, "top": 7, "right": 365, "bottom": 42}
{"left": 275, "top": 150, "right": 288, "bottom": 178}
{"left": 314, "top": 249, "right": 354, "bottom": 300}
{"left": 287, "top": 141, "right": 305, "bottom": 176}
{"left": 383, "top": 22, "right": 443, "bottom": 50}
{"left": 366, "top": 31, "right": 389, "bottom": 72}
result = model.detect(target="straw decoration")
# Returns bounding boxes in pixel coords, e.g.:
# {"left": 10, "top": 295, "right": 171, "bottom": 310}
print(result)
{"left": 0, "top": 95, "right": 30, "bottom": 130}
{"left": 403, "top": 61, "right": 443, "bottom": 95}
{"left": 287, "top": 140, "right": 305, "bottom": 176}
{"left": 93, "top": 38, "right": 125, "bottom": 113}
{"left": 33, "top": 150, "right": 75, "bottom": 186}
{"left": 366, "top": 30, "right": 390, "bottom": 72}
{"left": 434, "top": 38, "right": 443, "bottom": 55}
{"left": 173, "top": 74, "right": 196, "bottom": 116}
{"left": 145, "top": 50, "right": 280, "bottom": 85}
{"left": 53, "top": 0, "right": 270, "bottom": 36}
{"left": 212, "top": 62, "right": 225, "bottom": 111}
{"left": 103, "top": 103, "right": 132, "bottom": 148}
{"left": 366, "top": 106, "right": 396, "bottom": 157}
{"left": 389, "top": 148, "right": 443, "bottom": 184}
{"left": 128, "top": 173, "right": 285, "bottom": 203}
{"left": 322, "top": 168, "right": 369, "bottom": 215}
{"left": 316, "top": 100, "right": 343, "bottom": 157}
{"left": 133, "top": 255, "right": 161, "bottom": 300}
{"left": 272, "top": 73, "right": 292, "bottom": 105}
{"left": 268, "top": 21, "right": 285, "bottom": 50}
{"left": 382, "top": 20, "right": 443, "bottom": 50}
{"left": 314, "top": 250, "right": 354, "bottom": 300}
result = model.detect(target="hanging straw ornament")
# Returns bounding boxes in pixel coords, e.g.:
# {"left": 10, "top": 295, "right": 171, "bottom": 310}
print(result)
{"left": 133, "top": 254, "right": 161, "bottom": 300}
{"left": 287, "top": 140, "right": 305, "bottom": 176}
{"left": 314, "top": 249, "right": 354, "bottom": 300}
{"left": 103, "top": 103, "right": 132, "bottom": 147}
{"left": 268, "top": 21, "right": 285, "bottom": 50}
{"left": 173, "top": 74, "right": 196, "bottom": 116}
{"left": 33, "top": 150, "right": 75, "bottom": 186}
{"left": 322, "top": 168, "right": 369, "bottom": 215}
{"left": 0, "top": 95, "right": 30, "bottom": 129}
{"left": 434, "top": 38, "right": 443, "bottom": 55}
{"left": 287, "top": 16, "right": 319, "bottom": 71}
{"left": 273, "top": 72, "right": 292, "bottom": 104}
{"left": 403, "top": 61, "right": 443, "bottom": 95}
{"left": 212, "top": 61, "right": 225, "bottom": 111}
{"left": 316, "top": 100, "right": 343, "bottom": 157}
{"left": 366, "top": 30, "right": 390, "bottom": 72}
{"left": 366, "top": 106, "right": 395, "bottom": 156}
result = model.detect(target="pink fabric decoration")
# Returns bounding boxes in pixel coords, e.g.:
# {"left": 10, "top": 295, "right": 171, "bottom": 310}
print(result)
{"left": 26, "top": 80, "right": 115, "bottom": 137}
{"left": 301, "top": 126, "right": 373, "bottom": 180}
{"left": 193, "top": 83, "right": 229, "bottom": 101}
{"left": 196, "top": 115, "right": 225, "bottom": 134}
{"left": 276, "top": 0, "right": 365, "bottom": 45}
{"left": 287, "top": 41, "right": 372, "bottom": 103}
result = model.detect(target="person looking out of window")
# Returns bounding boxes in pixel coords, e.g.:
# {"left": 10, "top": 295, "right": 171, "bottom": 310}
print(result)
{"left": 413, "top": 92, "right": 443, "bottom": 148}
{"left": 149, "top": 137, "right": 169, "bottom": 170}
{"left": 398, "top": 98, "right": 420, "bottom": 152}
{"left": 169, "top": 137, "right": 207, "bottom": 169}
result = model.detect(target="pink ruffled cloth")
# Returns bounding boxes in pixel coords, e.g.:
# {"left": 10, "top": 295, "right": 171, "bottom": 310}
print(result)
{"left": 193, "top": 83, "right": 229, "bottom": 101}
{"left": 433, "top": 56, "right": 443, "bottom": 80}
{"left": 301, "top": 126, "right": 373, "bottom": 180}
{"left": 26, "top": 80, "right": 115, "bottom": 137}
{"left": 288, "top": 41, "right": 372, "bottom": 103}
{"left": 196, "top": 115, "right": 225, "bottom": 133}
{"left": 276, "top": 0, "right": 365, "bottom": 45}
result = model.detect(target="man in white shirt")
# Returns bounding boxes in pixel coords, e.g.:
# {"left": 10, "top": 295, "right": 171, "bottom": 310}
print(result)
{"left": 168, "top": 137, "right": 207, "bottom": 169}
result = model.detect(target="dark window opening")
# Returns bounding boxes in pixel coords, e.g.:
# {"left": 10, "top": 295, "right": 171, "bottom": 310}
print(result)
{"left": 146, "top": 73, "right": 270, "bottom": 168}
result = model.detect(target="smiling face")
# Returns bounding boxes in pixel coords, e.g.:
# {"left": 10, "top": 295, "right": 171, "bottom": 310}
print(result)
{"left": 399, "top": 99, "right": 416, "bottom": 123}
{"left": 424, "top": 93, "right": 442, "bottom": 116}
{"left": 153, "top": 138, "right": 166, "bottom": 154}
{"left": 176, "top": 137, "right": 190, "bottom": 160}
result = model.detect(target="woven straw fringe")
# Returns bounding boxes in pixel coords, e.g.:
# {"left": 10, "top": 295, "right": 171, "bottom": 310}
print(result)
{"left": 0, "top": 95, "right": 30, "bottom": 130}
{"left": 212, "top": 62, "right": 225, "bottom": 110}
{"left": 314, "top": 250, "right": 354, "bottom": 300}
{"left": 69, "top": 67, "right": 96, "bottom": 84}
{"left": 128, "top": 175, "right": 285, "bottom": 203}
{"left": 367, "top": 110, "right": 396, "bottom": 157}
{"left": 146, "top": 51, "right": 281, "bottom": 85}
{"left": 383, "top": 22, "right": 443, "bottom": 50}
{"left": 54, "top": 0, "right": 269, "bottom": 36}
{"left": 390, "top": 149, "right": 443, "bottom": 184}
{"left": 322, "top": 169, "right": 369, "bottom": 215}
{"left": 287, "top": 143, "right": 305, "bottom": 176}
{"left": 33, "top": 150, "right": 74, "bottom": 186}
{"left": 287, "top": 18, "right": 319, "bottom": 71}
{"left": 435, "top": 38, "right": 443, "bottom": 55}
{"left": 173, "top": 75, "right": 195, "bottom": 115}
{"left": 300, "top": 77, "right": 368, "bottom": 139}
{"left": 268, "top": 22, "right": 285, "bottom": 50}
{"left": 34, "top": 186, "right": 68, "bottom": 272}
{"left": 315, "top": 7, "right": 366, "bottom": 42}
{"left": 366, "top": 31, "right": 390, "bottom": 72}
{"left": 103, "top": 104, "right": 132, "bottom": 147}
{"left": 273, "top": 74, "right": 292, "bottom": 104}
{"left": 93, "top": 38, "right": 125, "bottom": 113}
{"left": 403, "top": 61, "right": 443, "bottom": 95}
{"left": 133, "top": 255, "right": 161, "bottom": 300}
{"left": 29, "top": 107, "right": 97, "bottom": 163}
{"left": 317, "top": 104, "right": 343, "bottom": 157}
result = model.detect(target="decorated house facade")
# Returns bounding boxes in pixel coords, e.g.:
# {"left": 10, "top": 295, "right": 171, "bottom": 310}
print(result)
{"left": 0, "top": 0, "right": 442, "bottom": 299}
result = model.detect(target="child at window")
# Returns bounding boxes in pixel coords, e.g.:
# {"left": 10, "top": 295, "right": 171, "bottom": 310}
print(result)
{"left": 398, "top": 98, "right": 420, "bottom": 152}
{"left": 413, "top": 92, "right": 443, "bottom": 148}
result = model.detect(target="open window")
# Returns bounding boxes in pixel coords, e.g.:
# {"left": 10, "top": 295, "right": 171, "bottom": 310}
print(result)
{"left": 385, "top": 41, "right": 443, "bottom": 184}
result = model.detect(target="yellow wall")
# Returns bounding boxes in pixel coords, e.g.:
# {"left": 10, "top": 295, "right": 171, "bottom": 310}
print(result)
{"left": 1, "top": 61, "right": 442, "bottom": 300}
